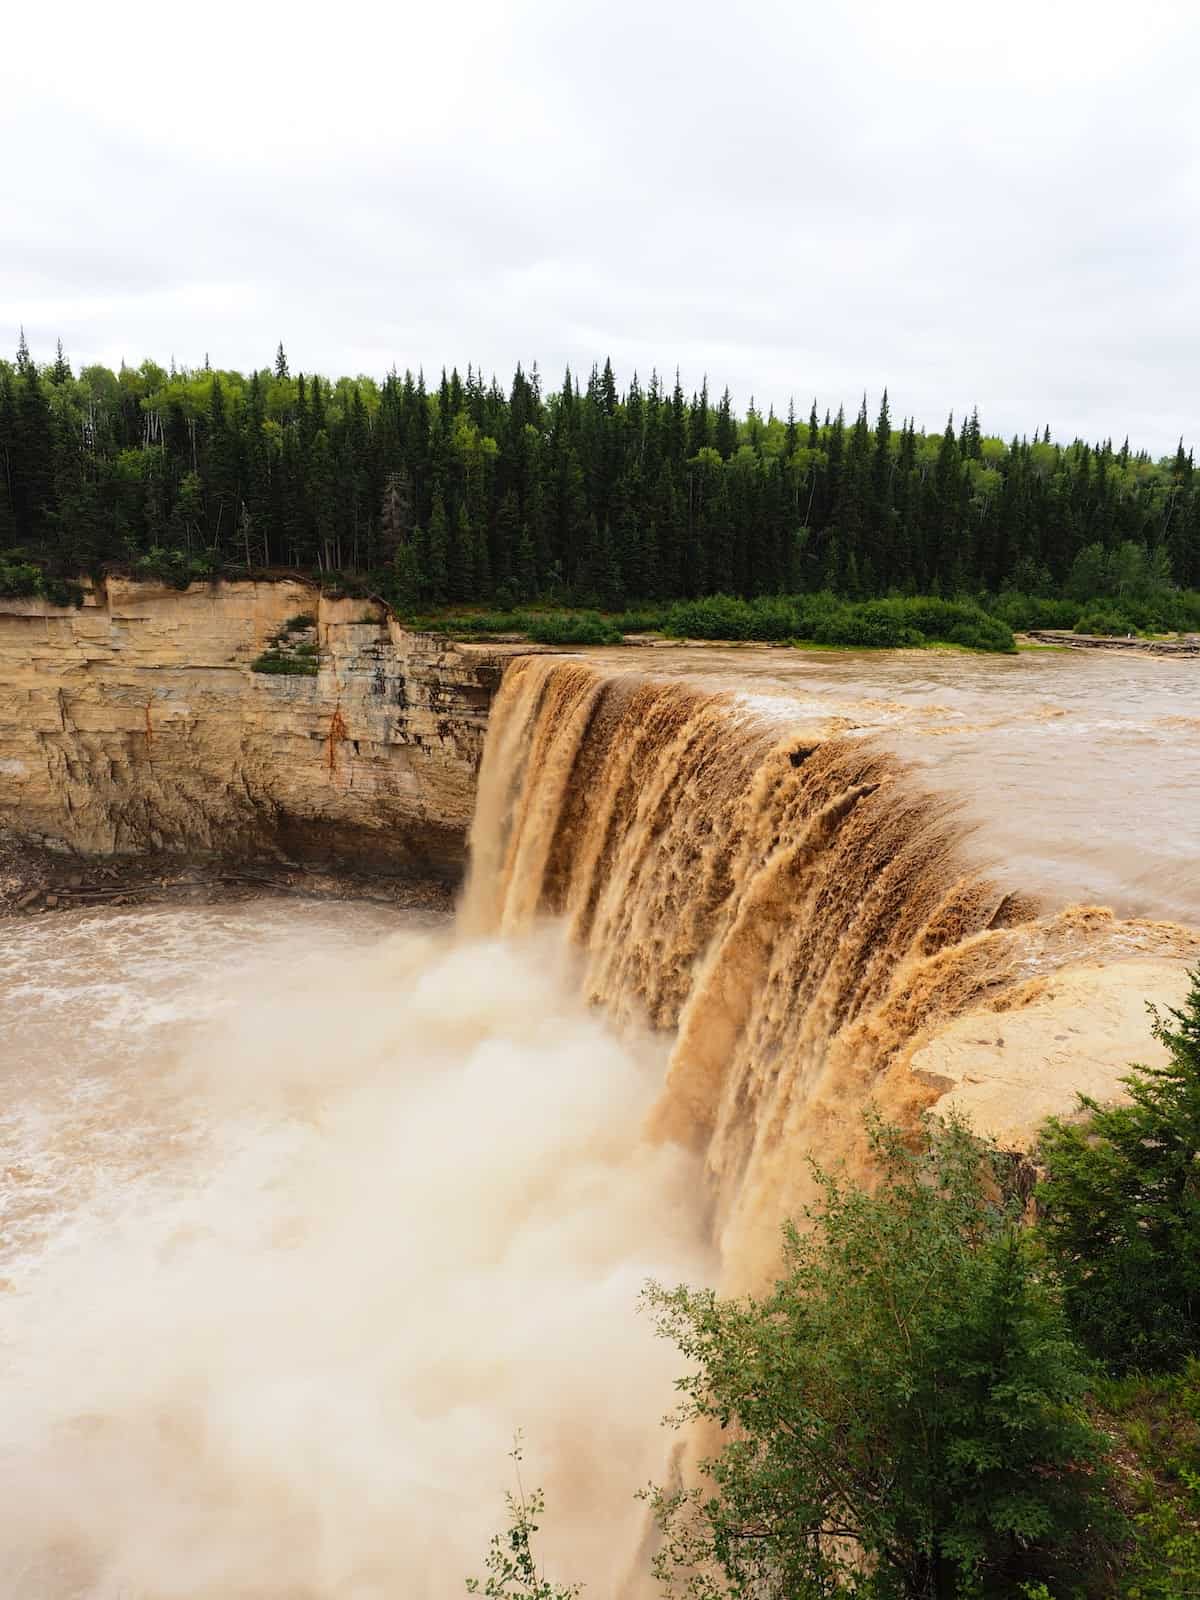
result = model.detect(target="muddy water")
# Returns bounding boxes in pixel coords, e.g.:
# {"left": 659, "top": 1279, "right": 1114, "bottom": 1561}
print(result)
{"left": 0, "top": 903, "right": 710, "bottom": 1597}
{"left": 462, "top": 650, "right": 1199, "bottom": 1286}
{"left": 585, "top": 645, "right": 1200, "bottom": 926}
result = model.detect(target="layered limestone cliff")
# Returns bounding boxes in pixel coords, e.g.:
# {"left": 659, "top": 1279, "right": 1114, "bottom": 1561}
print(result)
{"left": 0, "top": 578, "right": 508, "bottom": 875}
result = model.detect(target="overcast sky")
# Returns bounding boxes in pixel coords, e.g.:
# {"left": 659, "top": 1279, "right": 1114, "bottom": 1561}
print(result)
{"left": 3, "top": 0, "right": 1198, "bottom": 455}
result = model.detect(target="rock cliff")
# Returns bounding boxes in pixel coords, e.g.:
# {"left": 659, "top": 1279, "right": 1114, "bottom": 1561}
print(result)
{"left": 0, "top": 578, "right": 508, "bottom": 876}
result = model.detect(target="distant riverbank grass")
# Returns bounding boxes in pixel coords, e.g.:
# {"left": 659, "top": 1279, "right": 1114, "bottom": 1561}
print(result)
{"left": 379, "top": 564, "right": 1200, "bottom": 653}
{"left": 412, "top": 593, "right": 1018, "bottom": 652}
{"left": 661, "top": 593, "right": 1016, "bottom": 651}
{"left": 407, "top": 608, "right": 622, "bottom": 645}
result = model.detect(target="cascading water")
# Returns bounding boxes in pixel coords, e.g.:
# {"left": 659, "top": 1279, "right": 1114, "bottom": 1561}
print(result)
{"left": 0, "top": 652, "right": 1195, "bottom": 1595}
{"left": 462, "top": 654, "right": 1195, "bottom": 1280}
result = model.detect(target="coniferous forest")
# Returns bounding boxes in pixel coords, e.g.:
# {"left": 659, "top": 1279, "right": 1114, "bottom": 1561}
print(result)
{"left": 2, "top": 336, "right": 1198, "bottom": 638}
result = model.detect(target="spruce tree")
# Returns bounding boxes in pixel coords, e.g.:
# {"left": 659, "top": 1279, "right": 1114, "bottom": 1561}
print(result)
{"left": 11, "top": 351, "right": 56, "bottom": 540}
{"left": 419, "top": 497, "right": 446, "bottom": 603}
{"left": 1039, "top": 966, "right": 1200, "bottom": 1373}
{"left": 715, "top": 386, "right": 737, "bottom": 459}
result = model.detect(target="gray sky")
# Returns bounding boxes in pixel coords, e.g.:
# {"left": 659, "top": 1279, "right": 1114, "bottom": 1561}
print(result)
{"left": 3, "top": 0, "right": 1198, "bottom": 455}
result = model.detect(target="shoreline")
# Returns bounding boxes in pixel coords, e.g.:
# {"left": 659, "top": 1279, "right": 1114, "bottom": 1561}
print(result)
{"left": 1021, "top": 629, "right": 1200, "bottom": 656}
{"left": 0, "top": 837, "right": 454, "bottom": 920}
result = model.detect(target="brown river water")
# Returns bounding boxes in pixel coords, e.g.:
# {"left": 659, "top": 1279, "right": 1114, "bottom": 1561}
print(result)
{"left": 585, "top": 645, "right": 1200, "bottom": 927}
{"left": 0, "top": 646, "right": 1194, "bottom": 1597}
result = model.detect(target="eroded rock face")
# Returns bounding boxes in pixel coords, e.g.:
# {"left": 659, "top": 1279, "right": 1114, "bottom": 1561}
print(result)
{"left": 0, "top": 578, "right": 508, "bottom": 876}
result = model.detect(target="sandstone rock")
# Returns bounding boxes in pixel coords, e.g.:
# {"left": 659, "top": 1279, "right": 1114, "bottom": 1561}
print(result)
{"left": 0, "top": 580, "right": 518, "bottom": 879}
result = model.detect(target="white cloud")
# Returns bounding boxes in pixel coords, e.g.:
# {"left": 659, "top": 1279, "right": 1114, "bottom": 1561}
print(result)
{"left": 2, "top": 0, "right": 1197, "bottom": 453}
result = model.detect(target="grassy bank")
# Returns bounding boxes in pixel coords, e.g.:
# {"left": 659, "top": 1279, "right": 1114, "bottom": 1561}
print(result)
{"left": 404, "top": 593, "right": 1020, "bottom": 652}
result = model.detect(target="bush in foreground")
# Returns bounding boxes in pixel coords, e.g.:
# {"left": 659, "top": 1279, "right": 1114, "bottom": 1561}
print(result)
{"left": 643, "top": 1115, "right": 1109, "bottom": 1598}
{"left": 1038, "top": 967, "right": 1200, "bottom": 1376}
{"left": 467, "top": 1439, "right": 580, "bottom": 1600}
{"left": 1094, "top": 1363, "right": 1200, "bottom": 1600}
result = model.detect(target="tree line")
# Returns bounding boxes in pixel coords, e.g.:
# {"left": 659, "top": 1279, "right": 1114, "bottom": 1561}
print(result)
{"left": 2, "top": 334, "right": 1198, "bottom": 615}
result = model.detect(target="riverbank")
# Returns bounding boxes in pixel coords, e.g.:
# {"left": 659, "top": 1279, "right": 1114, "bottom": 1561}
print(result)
{"left": 0, "top": 836, "right": 453, "bottom": 919}
{"left": 1022, "top": 629, "right": 1200, "bottom": 655}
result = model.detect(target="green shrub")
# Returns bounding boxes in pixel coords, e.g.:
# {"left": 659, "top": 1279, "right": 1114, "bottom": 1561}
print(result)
{"left": 467, "top": 1439, "right": 580, "bottom": 1600}
{"left": 0, "top": 560, "right": 84, "bottom": 607}
{"left": 1075, "top": 609, "right": 1136, "bottom": 636}
{"left": 645, "top": 1114, "right": 1111, "bottom": 1598}
{"left": 1038, "top": 966, "right": 1200, "bottom": 1374}
{"left": 42, "top": 577, "right": 85, "bottom": 608}
{"left": 526, "top": 610, "right": 621, "bottom": 645}
{"left": 607, "top": 607, "right": 668, "bottom": 633}
{"left": 662, "top": 593, "right": 804, "bottom": 640}
{"left": 423, "top": 610, "right": 532, "bottom": 636}
{"left": 810, "top": 601, "right": 925, "bottom": 648}
{"left": 251, "top": 652, "right": 319, "bottom": 676}
{"left": 132, "top": 546, "right": 215, "bottom": 589}
{"left": 661, "top": 592, "right": 1015, "bottom": 651}
{"left": 0, "top": 559, "right": 45, "bottom": 599}
{"left": 1094, "top": 1364, "right": 1200, "bottom": 1598}
{"left": 283, "top": 612, "right": 315, "bottom": 631}
{"left": 988, "top": 592, "right": 1081, "bottom": 631}
{"left": 893, "top": 596, "right": 1016, "bottom": 652}
{"left": 659, "top": 592, "right": 788, "bottom": 644}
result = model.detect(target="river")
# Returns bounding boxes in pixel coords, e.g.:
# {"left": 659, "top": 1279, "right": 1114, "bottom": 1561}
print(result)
{"left": 587, "top": 645, "right": 1200, "bottom": 926}
{"left": 0, "top": 646, "right": 1194, "bottom": 1597}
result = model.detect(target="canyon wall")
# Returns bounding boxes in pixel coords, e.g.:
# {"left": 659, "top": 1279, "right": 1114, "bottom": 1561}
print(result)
{"left": 0, "top": 578, "right": 507, "bottom": 875}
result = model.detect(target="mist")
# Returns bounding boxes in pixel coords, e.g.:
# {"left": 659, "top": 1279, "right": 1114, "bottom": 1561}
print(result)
{"left": 0, "top": 909, "right": 712, "bottom": 1597}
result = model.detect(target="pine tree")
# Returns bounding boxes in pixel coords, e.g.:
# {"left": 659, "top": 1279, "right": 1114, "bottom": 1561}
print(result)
{"left": 470, "top": 504, "right": 492, "bottom": 600}
{"left": 492, "top": 491, "right": 520, "bottom": 596}
{"left": 515, "top": 519, "right": 538, "bottom": 601}
{"left": 309, "top": 429, "right": 337, "bottom": 570}
{"left": 688, "top": 378, "right": 711, "bottom": 456}
{"left": 715, "top": 387, "right": 737, "bottom": 459}
{"left": 379, "top": 470, "right": 412, "bottom": 563}
{"left": 0, "top": 469, "right": 16, "bottom": 545}
{"left": 11, "top": 351, "right": 56, "bottom": 540}
{"left": 784, "top": 396, "right": 799, "bottom": 464}
{"left": 425, "top": 494, "right": 449, "bottom": 603}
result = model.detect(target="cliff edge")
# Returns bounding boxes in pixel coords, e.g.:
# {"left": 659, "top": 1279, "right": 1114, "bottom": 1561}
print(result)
{"left": 0, "top": 578, "right": 509, "bottom": 877}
